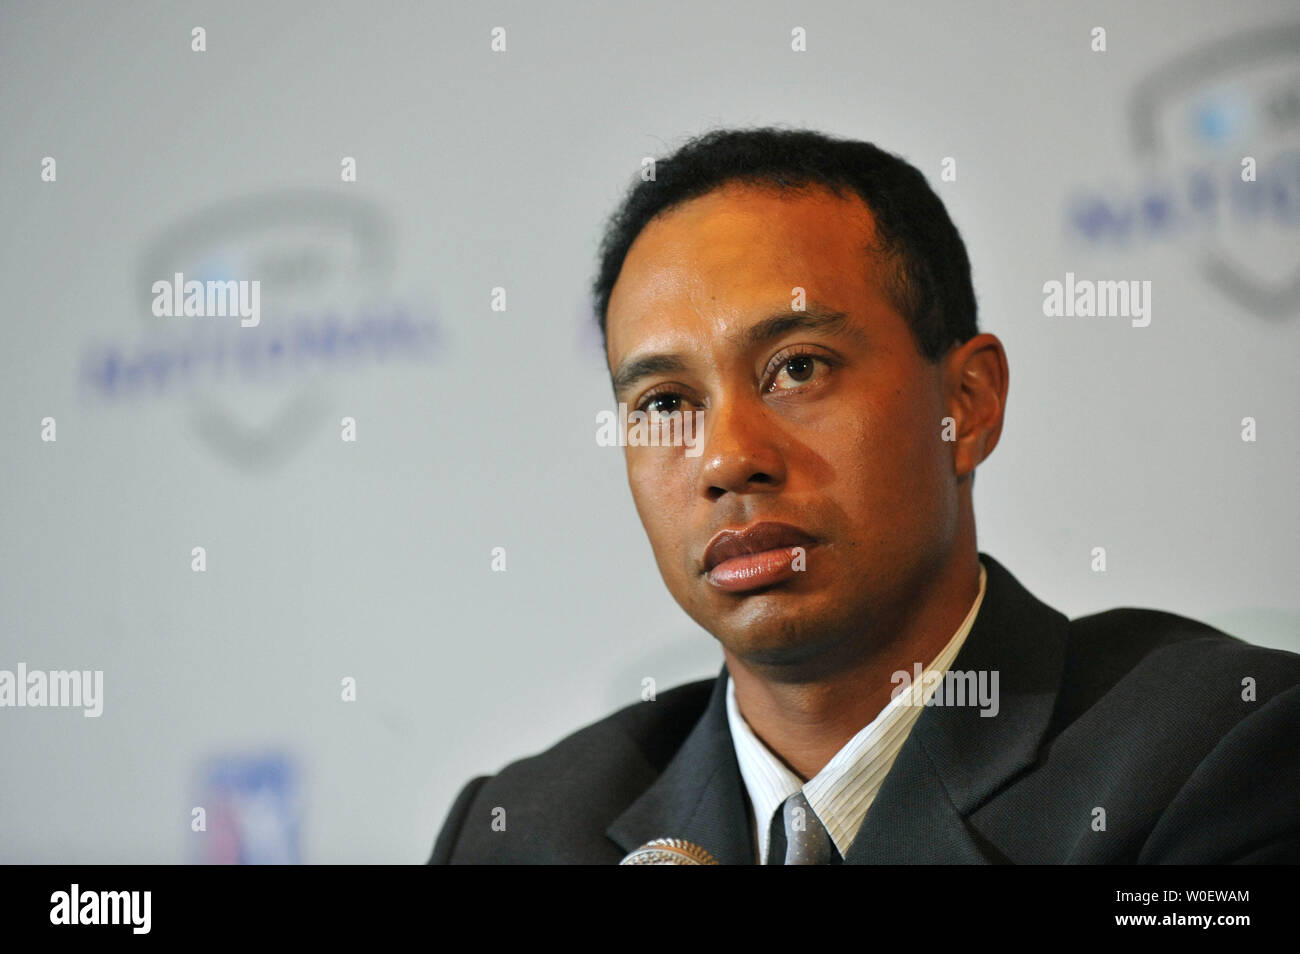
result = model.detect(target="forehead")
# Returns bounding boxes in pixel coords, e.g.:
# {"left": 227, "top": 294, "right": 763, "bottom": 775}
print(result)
{"left": 606, "top": 182, "right": 886, "bottom": 360}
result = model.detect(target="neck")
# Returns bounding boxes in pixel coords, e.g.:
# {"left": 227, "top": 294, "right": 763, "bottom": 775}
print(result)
{"left": 724, "top": 548, "right": 981, "bottom": 780}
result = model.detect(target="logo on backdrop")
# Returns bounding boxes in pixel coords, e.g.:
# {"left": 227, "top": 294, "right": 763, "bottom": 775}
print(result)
{"left": 194, "top": 751, "right": 301, "bottom": 864}
{"left": 79, "top": 191, "right": 441, "bottom": 470}
{"left": 1066, "top": 23, "right": 1300, "bottom": 319}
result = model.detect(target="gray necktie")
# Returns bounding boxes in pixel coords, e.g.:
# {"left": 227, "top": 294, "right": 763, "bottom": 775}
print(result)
{"left": 766, "top": 790, "right": 841, "bottom": 864}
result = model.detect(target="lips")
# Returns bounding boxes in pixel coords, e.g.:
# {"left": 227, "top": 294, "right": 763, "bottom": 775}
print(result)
{"left": 703, "top": 522, "right": 818, "bottom": 573}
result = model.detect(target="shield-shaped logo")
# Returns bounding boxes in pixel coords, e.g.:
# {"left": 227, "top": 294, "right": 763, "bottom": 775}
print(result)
{"left": 1128, "top": 23, "right": 1300, "bottom": 318}
{"left": 132, "top": 190, "right": 431, "bottom": 469}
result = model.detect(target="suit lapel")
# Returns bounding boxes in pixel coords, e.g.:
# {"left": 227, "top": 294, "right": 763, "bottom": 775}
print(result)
{"left": 606, "top": 666, "right": 755, "bottom": 864}
{"left": 607, "top": 554, "right": 1069, "bottom": 865}
{"left": 845, "top": 553, "right": 1070, "bottom": 863}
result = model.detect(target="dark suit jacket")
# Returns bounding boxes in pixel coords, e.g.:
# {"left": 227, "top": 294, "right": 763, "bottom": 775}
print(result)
{"left": 429, "top": 554, "right": 1300, "bottom": 863}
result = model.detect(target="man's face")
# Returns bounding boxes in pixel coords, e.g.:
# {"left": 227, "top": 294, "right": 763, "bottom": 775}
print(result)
{"left": 605, "top": 182, "right": 962, "bottom": 668}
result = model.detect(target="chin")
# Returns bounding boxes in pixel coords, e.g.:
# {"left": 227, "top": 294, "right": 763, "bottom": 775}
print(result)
{"left": 717, "top": 602, "right": 851, "bottom": 664}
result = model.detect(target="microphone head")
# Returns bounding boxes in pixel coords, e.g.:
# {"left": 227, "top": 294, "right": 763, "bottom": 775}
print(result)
{"left": 619, "top": 837, "right": 720, "bottom": 865}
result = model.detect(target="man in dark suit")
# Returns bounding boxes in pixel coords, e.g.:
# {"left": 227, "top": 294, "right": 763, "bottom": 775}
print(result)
{"left": 430, "top": 127, "right": 1300, "bottom": 864}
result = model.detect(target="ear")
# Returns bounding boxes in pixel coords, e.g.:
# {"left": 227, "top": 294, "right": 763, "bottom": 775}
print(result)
{"left": 943, "top": 333, "right": 1008, "bottom": 480}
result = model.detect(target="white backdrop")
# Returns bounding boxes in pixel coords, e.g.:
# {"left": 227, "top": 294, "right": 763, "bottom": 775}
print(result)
{"left": 2, "top": 0, "right": 1297, "bottom": 862}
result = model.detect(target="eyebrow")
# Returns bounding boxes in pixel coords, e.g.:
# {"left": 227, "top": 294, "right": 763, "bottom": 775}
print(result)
{"left": 611, "top": 305, "right": 864, "bottom": 398}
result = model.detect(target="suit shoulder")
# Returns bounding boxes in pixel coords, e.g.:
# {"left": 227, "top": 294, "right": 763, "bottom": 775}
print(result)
{"left": 431, "top": 675, "right": 716, "bottom": 862}
{"left": 488, "top": 675, "right": 715, "bottom": 786}
{"left": 1054, "top": 606, "right": 1300, "bottom": 731}
{"left": 1067, "top": 606, "right": 1300, "bottom": 680}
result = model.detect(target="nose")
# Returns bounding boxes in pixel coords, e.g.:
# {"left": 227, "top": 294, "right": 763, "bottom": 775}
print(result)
{"left": 696, "top": 395, "right": 787, "bottom": 502}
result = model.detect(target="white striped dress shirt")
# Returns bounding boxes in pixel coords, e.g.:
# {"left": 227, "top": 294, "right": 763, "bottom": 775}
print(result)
{"left": 725, "top": 561, "right": 988, "bottom": 863}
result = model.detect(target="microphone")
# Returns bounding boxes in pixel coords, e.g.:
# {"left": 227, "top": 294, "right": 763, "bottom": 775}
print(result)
{"left": 619, "top": 837, "right": 719, "bottom": 865}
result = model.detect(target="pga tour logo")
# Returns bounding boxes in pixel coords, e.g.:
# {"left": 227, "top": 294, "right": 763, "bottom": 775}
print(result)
{"left": 151, "top": 271, "right": 261, "bottom": 327}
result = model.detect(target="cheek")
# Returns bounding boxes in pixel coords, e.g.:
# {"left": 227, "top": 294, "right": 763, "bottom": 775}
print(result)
{"left": 831, "top": 385, "right": 950, "bottom": 521}
{"left": 626, "top": 454, "right": 693, "bottom": 554}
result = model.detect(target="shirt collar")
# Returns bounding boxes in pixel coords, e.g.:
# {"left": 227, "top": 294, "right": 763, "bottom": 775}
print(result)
{"left": 725, "top": 560, "right": 988, "bottom": 862}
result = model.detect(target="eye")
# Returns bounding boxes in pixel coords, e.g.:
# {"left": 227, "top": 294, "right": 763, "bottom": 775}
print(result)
{"left": 766, "top": 349, "right": 834, "bottom": 392}
{"left": 636, "top": 389, "right": 693, "bottom": 418}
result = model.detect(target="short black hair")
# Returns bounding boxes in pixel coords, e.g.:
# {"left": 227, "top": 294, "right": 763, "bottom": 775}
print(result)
{"left": 591, "top": 126, "right": 978, "bottom": 362}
